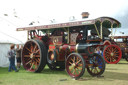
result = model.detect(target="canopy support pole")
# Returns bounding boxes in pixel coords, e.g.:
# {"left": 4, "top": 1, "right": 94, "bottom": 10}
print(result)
{"left": 27, "top": 31, "right": 29, "bottom": 40}
{"left": 111, "top": 24, "right": 114, "bottom": 40}
{"left": 94, "top": 24, "right": 100, "bottom": 39}
{"left": 100, "top": 22, "right": 103, "bottom": 39}
{"left": 67, "top": 27, "right": 70, "bottom": 44}
{"left": 114, "top": 25, "right": 117, "bottom": 36}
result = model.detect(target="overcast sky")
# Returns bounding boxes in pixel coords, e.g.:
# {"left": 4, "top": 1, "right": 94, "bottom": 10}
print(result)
{"left": 0, "top": 0, "right": 128, "bottom": 43}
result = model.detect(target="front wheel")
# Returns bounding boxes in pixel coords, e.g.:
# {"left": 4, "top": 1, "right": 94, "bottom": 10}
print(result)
{"left": 65, "top": 53, "right": 85, "bottom": 80}
{"left": 87, "top": 53, "right": 106, "bottom": 76}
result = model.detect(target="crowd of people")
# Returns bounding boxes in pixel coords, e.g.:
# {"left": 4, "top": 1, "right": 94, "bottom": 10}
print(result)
{"left": 7, "top": 44, "right": 23, "bottom": 72}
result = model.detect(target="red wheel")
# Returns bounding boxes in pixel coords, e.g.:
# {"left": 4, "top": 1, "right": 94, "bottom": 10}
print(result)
{"left": 22, "top": 39, "right": 47, "bottom": 72}
{"left": 103, "top": 45, "right": 122, "bottom": 64}
{"left": 66, "top": 53, "right": 85, "bottom": 79}
{"left": 103, "top": 40, "right": 111, "bottom": 45}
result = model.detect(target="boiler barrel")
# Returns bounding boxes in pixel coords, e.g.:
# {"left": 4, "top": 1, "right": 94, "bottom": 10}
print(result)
{"left": 76, "top": 43, "right": 93, "bottom": 53}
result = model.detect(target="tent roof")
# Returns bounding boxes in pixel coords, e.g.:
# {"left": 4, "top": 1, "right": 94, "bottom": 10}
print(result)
{"left": 0, "top": 33, "right": 23, "bottom": 44}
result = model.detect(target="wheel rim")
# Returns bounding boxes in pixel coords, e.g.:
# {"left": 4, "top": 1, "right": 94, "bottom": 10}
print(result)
{"left": 66, "top": 53, "right": 85, "bottom": 79}
{"left": 22, "top": 40, "right": 46, "bottom": 72}
{"left": 103, "top": 40, "right": 111, "bottom": 45}
{"left": 87, "top": 53, "right": 105, "bottom": 76}
{"left": 103, "top": 45, "right": 122, "bottom": 64}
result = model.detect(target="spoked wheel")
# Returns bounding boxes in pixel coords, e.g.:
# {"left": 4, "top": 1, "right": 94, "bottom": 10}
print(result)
{"left": 66, "top": 53, "right": 85, "bottom": 80}
{"left": 103, "top": 45, "right": 122, "bottom": 64}
{"left": 22, "top": 39, "right": 47, "bottom": 72}
{"left": 87, "top": 53, "right": 105, "bottom": 76}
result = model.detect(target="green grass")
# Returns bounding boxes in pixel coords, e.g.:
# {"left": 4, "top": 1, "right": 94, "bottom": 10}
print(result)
{"left": 0, "top": 59, "right": 128, "bottom": 85}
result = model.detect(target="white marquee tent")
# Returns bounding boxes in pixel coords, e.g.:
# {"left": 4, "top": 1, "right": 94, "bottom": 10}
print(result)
{"left": 0, "top": 32, "right": 26, "bottom": 67}
{"left": 0, "top": 31, "right": 26, "bottom": 67}
{"left": 0, "top": 15, "right": 27, "bottom": 67}
{"left": 0, "top": 42, "right": 12, "bottom": 67}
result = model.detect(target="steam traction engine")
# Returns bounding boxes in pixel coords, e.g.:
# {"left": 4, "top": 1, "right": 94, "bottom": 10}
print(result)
{"left": 16, "top": 17, "right": 121, "bottom": 79}
{"left": 112, "top": 36, "right": 128, "bottom": 62}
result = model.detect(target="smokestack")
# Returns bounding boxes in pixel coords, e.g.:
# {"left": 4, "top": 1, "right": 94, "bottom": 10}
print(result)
{"left": 81, "top": 12, "right": 89, "bottom": 19}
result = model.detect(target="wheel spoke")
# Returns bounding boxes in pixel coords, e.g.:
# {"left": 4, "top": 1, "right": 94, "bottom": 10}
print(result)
{"left": 70, "top": 58, "right": 74, "bottom": 63}
{"left": 33, "top": 45, "right": 37, "bottom": 53}
{"left": 77, "top": 66, "right": 82, "bottom": 70}
{"left": 70, "top": 66, "right": 74, "bottom": 72}
{"left": 69, "top": 61, "right": 72, "bottom": 65}
{"left": 75, "top": 69, "right": 78, "bottom": 75}
{"left": 25, "top": 47, "right": 32, "bottom": 53}
{"left": 76, "top": 57, "right": 79, "bottom": 61}
{"left": 78, "top": 63, "right": 83, "bottom": 66}
{"left": 73, "top": 56, "right": 76, "bottom": 63}
{"left": 26, "top": 60, "right": 32, "bottom": 65}
{"left": 113, "top": 48, "right": 117, "bottom": 53}
{"left": 72, "top": 69, "right": 76, "bottom": 75}
{"left": 77, "top": 68, "right": 81, "bottom": 74}
{"left": 35, "top": 55, "right": 40, "bottom": 57}
{"left": 24, "top": 55, "right": 30, "bottom": 57}
{"left": 76, "top": 59, "right": 81, "bottom": 65}
{"left": 107, "top": 47, "right": 112, "bottom": 53}
{"left": 35, "top": 58, "right": 40, "bottom": 63}
{"left": 35, "top": 62, "right": 38, "bottom": 69}
{"left": 30, "top": 43, "right": 34, "bottom": 53}
{"left": 94, "top": 67, "right": 98, "bottom": 73}
{"left": 87, "top": 64, "right": 93, "bottom": 66}
{"left": 30, "top": 62, "right": 34, "bottom": 70}
{"left": 114, "top": 51, "right": 119, "bottom": 54}
{"left": 35, "top": 49, "right": 40, "bottom": 53}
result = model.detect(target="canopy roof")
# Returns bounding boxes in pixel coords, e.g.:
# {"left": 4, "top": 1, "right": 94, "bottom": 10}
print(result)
{"left": 17, "top": 16, "right": 121, "bottom": 31}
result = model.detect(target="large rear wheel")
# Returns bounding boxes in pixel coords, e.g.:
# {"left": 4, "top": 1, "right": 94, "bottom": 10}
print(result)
{"left": 22, "top": 39, "right": 47, "bottom": 72}
{"left": 65, "top": 53, "right": 85, "bottom": 80}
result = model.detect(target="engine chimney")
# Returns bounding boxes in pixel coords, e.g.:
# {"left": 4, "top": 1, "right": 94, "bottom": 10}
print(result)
{"left": 81, "top": 12, "right": 89, "bottom": 19}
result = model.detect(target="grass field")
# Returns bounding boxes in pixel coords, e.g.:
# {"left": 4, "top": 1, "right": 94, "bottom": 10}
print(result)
{"left": 0, "top": 59, "right": 128, "bottom": 85}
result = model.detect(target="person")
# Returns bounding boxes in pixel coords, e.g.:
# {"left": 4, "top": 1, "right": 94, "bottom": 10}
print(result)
{"left": 95, "top": 47, "right": 103, "bottom": 56}
{"left": 16, "top": 44, "right": 22, "bottom": 70}
{"left": 8, "top": 44, "right": 18, "bottom": 72}
{"left": 95, "top": 47, "right": 103, "bottom": 69}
